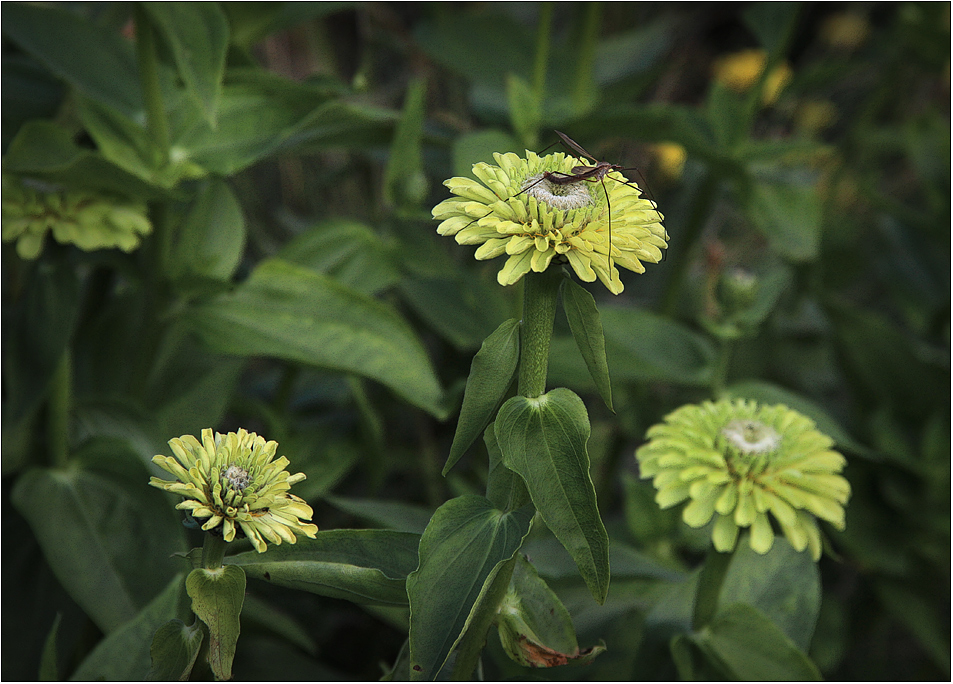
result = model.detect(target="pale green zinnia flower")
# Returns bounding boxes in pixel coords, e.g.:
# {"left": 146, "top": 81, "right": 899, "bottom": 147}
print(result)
{"left": 432, "top": 150, "right": 667, "bottom": 294}
{"left": 635, "top": 399, "right": 851, "bottom": 560}
{"left": 150, "top": 428, "right": 318, "bottom": 553}
{"left": 2, "top": 175, "right": 152, "bottom": 259}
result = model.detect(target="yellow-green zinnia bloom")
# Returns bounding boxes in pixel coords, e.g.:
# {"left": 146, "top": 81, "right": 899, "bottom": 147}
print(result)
{"left": 2, "top": 175, "right": 152, "bottom": 260}
{"left": 150, "top": 428, "right": 318, "bottom": 553}
{"left": 432, "top": 150, "right": 667, "bottom": 294}
{"left": 635, "top": 399, "right": 851, "bottom": 560}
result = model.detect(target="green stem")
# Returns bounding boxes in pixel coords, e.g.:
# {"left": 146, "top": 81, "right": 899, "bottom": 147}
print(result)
{"left": 48, "top": 349, "right": 72, "bottom": 469}
{"left": 517, "top": 270, "right": 561, "bottom": 398}
{"left": 134, "top": 6, "right": 170, "bottom": 167}
{"left": 571, "top": 2, "right": 602, "bottom": 114}
{"left": 201, "top": 532, "right": 228, "bottom": 570}
{"left": 692, "top": 548, "right": 734, "bottom": 631}
{"left": 659, "top": 172, "right": 719, "bottom": 317}
{"left": 531, "top": 3, "right": 553, "bottom": 105}
{"left": 449, "top": 555, "right": 518, "bottom": 680}
{"left": 711, "top": 337, "right": 735, "bottom": 397}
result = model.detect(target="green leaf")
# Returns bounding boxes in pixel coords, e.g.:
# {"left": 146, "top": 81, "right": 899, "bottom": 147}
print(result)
{"left": 875, "top": 580, "right": 951, "bottom": 674}
{"left": 278, "top": 219, "right": 400, "bottom": 296}
{"left": 146, "top": 619, "right": 204, "bottom": 682}
{"left": 561, "top": 278, "right": 613, "bottom": 411}
{"left": 452, "top": 129, "right": 521, "bottom": 179}
{"left": 186, "top": 258, "right": 445, "bottom": 417}
{"left": 3, "top": 121, "right": 172, "bottom": 198}
{"left": 169, "top": 179, "right": 246, "bottom": 282}
{"left": 716, "top": 539, "right": 821, "bottom": 652}
{"left": 187, "top": 565, "right": 246, "bottom": 682}
{"left": 828, "top": 301, "right": 943, "bottom": 420}
{"left": 399, "top": 274, "right": 512, "bottom": 350}
{"left": 2, "top": 54, "right": 65, "bottom": 148}
{"left": 495, "top": 388, "right": 609, "bottom": 604}
{"left": 168, "top": 70, "right": 380, "bottom": 176}
{"left": 383, "top": 76, "right": 428, "bottom": 209}
{"left": 2, "top": 255, "right": 81, "bottom": 472}
{"left": 12, "top": 454, "right": 187, "bottom": 634}
{"left": 240, "top": 594, "right": 315, "bottom": 655}
{"left": 747, "top": 179, "right": 822, "bottom": 262}
{"left": 38, "top": 614, "right": 61, "bottom": 681}
{"left": 406, "top": 495, "right": 534, "bottom": 680}
{"left": 706, "top": 81, "right": 749, "bottom": 151}
{"left": 563, "top": 306, "right": 715, "bottom": 386}
{"left": 73, "top": 573, "right": 191, "bottom": 681}
{"left": 444, "top": 318, "right": 520, "bottom": 475}
{"left": 227, "top": 529, "right": 421, "bottom": 606}
{"left": 506, "top": 73, "right": 540, "bottom": 149}
{"left": 485, "top": 422, "right": 529, "bottom": 513}
{"left": 2, "top": 3, "right": 143, "bottom": 116}
{"left": 75, "top": 95, "right": 171, "bottom": 185}
{"left": 140, "top": 3, "right": 229, "bottom": 126}
{"left": 743, "top": 2, "right": 801, "bottom": 60}
{"left": 697, "top": 603, "right": 822, "bottom": 680}
{"left": 414, "top": 14, "right": 533, "bottom": 88}
{"left": 323, "top": 495, "right": 433, "bottom": 534}
{"left": 496, "top": 555, "right": 607, "bottom": 668}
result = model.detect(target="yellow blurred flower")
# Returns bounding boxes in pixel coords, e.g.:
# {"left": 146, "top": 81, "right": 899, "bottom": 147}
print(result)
{"left": 796, "top": 100, "right": 839, "bottom": 134}
{"left": 713, "top": 49, "right": 792, "bottom": 105}
{"left": 653, "top": 143, "right": 687, "bottom": 181}
{"left": 820, "top": 12, "right": 870, "bottom": 51}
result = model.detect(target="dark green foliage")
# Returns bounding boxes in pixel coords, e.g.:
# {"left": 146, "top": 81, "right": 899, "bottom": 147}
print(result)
{"left": 2, "top": 2, "right": 948, "bottom": 681}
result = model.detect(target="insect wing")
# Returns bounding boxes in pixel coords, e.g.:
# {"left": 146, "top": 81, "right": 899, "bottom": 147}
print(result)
{"left": 554, "top": 130, "right": 595, "bottom": 162}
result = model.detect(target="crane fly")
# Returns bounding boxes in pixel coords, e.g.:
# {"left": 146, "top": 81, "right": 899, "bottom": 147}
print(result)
{"left": 520, "top": 131, "right": 665, "bottom": 268}
{"left": 444, "top": 132, "right": 664, "bottom": 272}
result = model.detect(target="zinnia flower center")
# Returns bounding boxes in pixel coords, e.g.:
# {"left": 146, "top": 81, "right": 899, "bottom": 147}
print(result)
{"left": 521, "top": 174, "right": 594, "bottom": 211}
{"left": 721, "top": 419, "right": 782, "bottom": 455}
{"left": 223, "top": 464, "right": 252, "bottom": 492}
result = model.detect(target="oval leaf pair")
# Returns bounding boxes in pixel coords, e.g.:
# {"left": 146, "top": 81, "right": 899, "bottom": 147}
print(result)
{"left": 495, "top": 388, "right": 610, "bottom": 604}
{"left": 406, "top": 495, "right": 534, "bottom": 680}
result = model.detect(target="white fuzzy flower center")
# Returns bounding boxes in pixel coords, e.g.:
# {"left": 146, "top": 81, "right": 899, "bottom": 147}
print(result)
{"left": 223, "top": 465, "right": 251, "bottom": 491}
{"left": 521, "top": 174, "right": 593, "bottom": 211}
{"left": 722, "top": 419, "right": 781, "bottom": 454}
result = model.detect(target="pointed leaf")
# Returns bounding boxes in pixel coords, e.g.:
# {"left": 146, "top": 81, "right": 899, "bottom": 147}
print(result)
{"left": 186, "top": 565, "right": 246, "bottom": 682}
{"left": 444, "top": 318, "right": 520, "bottom": 474}
{"left": 140, "top": 3, "right": 229, "bottom": 125}
{"left": 383, "top": 76, "right": 428, "bottom": 209}
{"left": 12, "top": 455, "right": 187, "bottom": 633}
{"left": 73, "top": 573, "right": 191, "bottom": 681}
{"left": 715, "top": 538, "right": 821, "bottom": 651}
{"left": 38, "top": 614, "right": 62, "bottom": 681}
{"left": 495, "top": 555, "right": 584, "bottom": 667}
{"left": 495, "top": 388, "right": 609, "bottom": 604}
{"left": 2, "top": 3, "right": 143, "bottom": 116}
{"left": 147, "top": 619, "right": 204, "bottom": 682}
{"left": 324, "top": 496, "right": 433, "bottom": 534}
{"left": 3, "top": 121, "right": 170, "bottom": 198}
{"left": 227, "top": 529, "right": 421, "bottom": 606}
{"left": 186, "top": 258, "right": 444, "bottom": 417}
{"left": 406, "top": 496, "right": 534, "bottom": 680}
{"left": 485, "top": 422, "right": 529, "bottom": 512}
{"left": 698, "top": 603, "right": 822, "bottom": 680}
{"left": 506, "top": 73, "right": 540, "bottom": 148}
{"left": 561, "top": 278, "right": 612, "bottom": 410}
{"left": 169, "top": 178, "right": 245, "bottom": 282}
{"left": 278, "top": 219, "right": 401, "bottom": 296}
